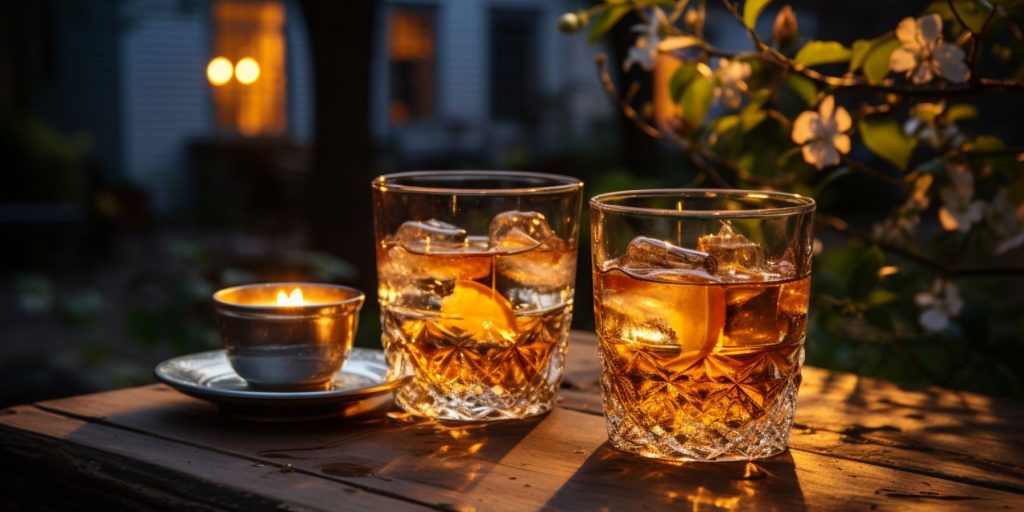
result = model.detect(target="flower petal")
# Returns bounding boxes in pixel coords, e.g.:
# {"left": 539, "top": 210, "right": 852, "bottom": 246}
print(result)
{"left": 935, "top": 43, "right": 969, "bottom": 83}
{"left": 791, "top": 111, "right": 818, "bottom": 144}
{"left": 804, "top": 140, "right": 839, "bottom": 169}
{"left": 917, "top": 14, "right": 943, "bottom": 47}
{"left": 895, "top": 17, "right": 920, "bottom": 46}
{"left": 833, "top": 105, "right": 852, "bottom": 133}
{"left": 818, "top": 95, "right": 835, "bottom": 120}
{"left": 889, "top": 47, "right": 918, "bottom": 73}
{"left": 833, "top": 133, "right": 851, "bottom": 154}
{"left": 938, "top": 207, "right": 960, "bottom": 231}
{"left": 919, "top": 307, "right": 950, "bottom": 332}
{"left": 911, "top": 64, "right": 934, "bottom": 84}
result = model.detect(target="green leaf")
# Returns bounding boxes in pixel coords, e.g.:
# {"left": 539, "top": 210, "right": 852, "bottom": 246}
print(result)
{"left": 965, "top": 135, "right": 1006, "bottom": 152}
{"left": 739, "top": 90, "right": 770, "bottom": 131}
{"left": 743, "top": 0, "right": 773, "bottom": 29}
{"left": 849, "top": 39, "right": 875, "bottom": 72}
{"left": 714, "top": 115, "right": 741, "bottom": 134}
{"left": 588, "top": 5, "right": 631, "bottom": 43}
{"left": 859, "top": 117, "right": 917, "bottom": 169}
{"left": 681, "top": 73, "right": 715, "bottom": 126}
{"left": 865, "top": 289, "right": 900, "bottom": 307}
{"left": 945, "top": 104, "right": 978, "bottom": 123}
{"left": 847, "top": 246, "right": 884, "bottom": 301}
{"left": 669, "top": 64, "right": 698, "bottom": 103}
{"left": 794, "top": 41, "right": 852, "bottom": 67}
{"left": 783, "top": 74, "right": 817, "bottom": 106}
{"left": 862, "top": 36, "right": 899, "bottom": 84}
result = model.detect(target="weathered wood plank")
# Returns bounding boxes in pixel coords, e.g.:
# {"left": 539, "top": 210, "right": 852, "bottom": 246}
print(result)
{"left": 33, "top": 385, "right": 1024, "bottom": 511}
{"left": 562, "top": 332, "right": 1024, "bottom": 494}
{"left": 0, "top": 405, "right": 428, "bottom": 511}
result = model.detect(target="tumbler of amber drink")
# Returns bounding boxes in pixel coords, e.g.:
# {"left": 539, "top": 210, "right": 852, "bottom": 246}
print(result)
{"left": 591, "top": 190, "right": 815, "bottom": 461}
{"left": 372, "top": 171, "right": 583, "bottom": 420}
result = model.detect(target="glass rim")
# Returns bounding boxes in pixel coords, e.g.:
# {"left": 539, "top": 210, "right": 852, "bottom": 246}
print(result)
{"left": 372, "top": 170, "right": 583, "bottom": 196}
{"left": 590, "top": 188, "right": 815, "bottom": 218}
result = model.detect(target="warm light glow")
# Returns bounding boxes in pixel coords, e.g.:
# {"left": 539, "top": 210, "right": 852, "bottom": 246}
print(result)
{"left": 235, "top": 57, "right": 260, "bottom": 85}
{"left": 276, "top": 288, "right": 304, "bottom": 306}
{"left": 207, "top": 56, "right": 233, "bottom": 86}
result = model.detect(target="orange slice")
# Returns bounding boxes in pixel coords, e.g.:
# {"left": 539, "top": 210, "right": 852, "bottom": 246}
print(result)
{"left": 440, "top": 280, "right": 517, "bottom": 338}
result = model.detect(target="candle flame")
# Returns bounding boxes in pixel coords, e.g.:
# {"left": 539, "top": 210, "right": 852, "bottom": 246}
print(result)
{"left": 276, "top": 288, "right": 304, "bottom": 306}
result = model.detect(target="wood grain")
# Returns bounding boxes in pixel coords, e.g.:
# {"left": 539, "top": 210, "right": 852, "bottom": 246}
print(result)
{"left": 29, "top": 383, "right": 1024, "bottom": 511}
{"left": 3, "top": 331, "right": 1022, "bottom": 511}
{"left": 0, "top": 406, "right": 426, "bottom": 511}
{"left": 563, "top": 332, "right": 1024, "bottom": 495}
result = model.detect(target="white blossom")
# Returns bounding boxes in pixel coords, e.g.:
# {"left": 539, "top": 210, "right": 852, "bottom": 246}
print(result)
{"left": 712, "top": 58, "right": 751, "bottom": 109}
{"left": 914, "top": 279, "right": 963, "bottom": 332}
{"left": 890, "top": 14, "right": 969, "bottom": 84}
{"left": 791, "top": 96, "right": 852, "bottom": 169}
{"left": 623, "top": 11, "right": 662, "bottom": 72}
{"left": 937, "top": 164, "right": 985, "bottom": 233}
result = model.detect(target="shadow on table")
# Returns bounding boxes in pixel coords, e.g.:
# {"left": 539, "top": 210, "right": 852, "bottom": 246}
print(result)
{"left": 544, "top": 444, "right": 808, "bottom": 511}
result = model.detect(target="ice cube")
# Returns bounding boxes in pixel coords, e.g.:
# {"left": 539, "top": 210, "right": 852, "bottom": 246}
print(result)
{"left": 598, "top": 269, "right": 725, "bottom": 359}
{"left": 496, "top": 237, "right": 575, "bottom": 308}
{"left": 489, "top": 211, "right": 554, "bottom": 252}
{"left": 397, "top": 219, "right": 468, "bottom": 254}
{"left": 722, "top": 284, "right": 787, "bottom": 346}
{"left": 696, "top": 224, "right": 765, "bottom": 276}
{"left": 614, "top": 236, "right": 718, "bottom": 282}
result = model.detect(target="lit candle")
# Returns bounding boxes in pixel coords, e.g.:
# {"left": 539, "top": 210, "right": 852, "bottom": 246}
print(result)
{"left": 213, "top": 283, "right": 365, "bottom": 391}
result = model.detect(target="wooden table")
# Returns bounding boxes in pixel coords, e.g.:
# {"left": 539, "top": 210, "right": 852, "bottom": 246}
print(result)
{"left": 2, "top": 332, "right": 1022, "bottom": 511}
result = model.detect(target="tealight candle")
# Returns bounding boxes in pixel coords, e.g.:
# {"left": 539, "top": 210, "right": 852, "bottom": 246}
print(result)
{"left": 213, "top": 282, "right": 365, "bottom": 391}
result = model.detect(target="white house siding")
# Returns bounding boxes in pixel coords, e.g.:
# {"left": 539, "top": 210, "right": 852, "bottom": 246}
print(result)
{"left": 119, "top": 1, "right": 211, "bottom": 212}
{"left": 284, "top": 0, "right": 314, "bottom": 145}
{"left": 372, "top": 0, "right": 612, "bottom": 163}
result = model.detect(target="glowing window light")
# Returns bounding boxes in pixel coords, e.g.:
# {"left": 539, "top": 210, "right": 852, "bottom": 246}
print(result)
{"left": 206, "top": 56, "right": 233, "bottom": 86}
{"left": 235, "top": 57, "right": 260, "bottom": 85}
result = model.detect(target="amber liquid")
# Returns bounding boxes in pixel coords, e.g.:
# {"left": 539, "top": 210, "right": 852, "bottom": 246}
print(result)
{"left": 595, "top": 268, "right": 809, "bottom": 460}
{"left": 377, "top": 239, "right": 575, "bottom": 420}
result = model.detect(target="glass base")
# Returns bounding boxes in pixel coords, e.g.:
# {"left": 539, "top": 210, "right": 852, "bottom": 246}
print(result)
{"left": 601, "top": 375, "right": 800, "bottom": 462}
{"left": 394, "top": 379, "right": 556, "bottom": 421}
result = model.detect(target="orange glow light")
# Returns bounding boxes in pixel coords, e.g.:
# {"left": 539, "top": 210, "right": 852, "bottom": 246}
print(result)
{"left": 276, "top": 288, "right": 304, "bottom": 306}
{"left": 235, "top": 57, "right": 260, "bottom": 85}
{"left": 207, "top": 56, "right": 234, "bottom": 86}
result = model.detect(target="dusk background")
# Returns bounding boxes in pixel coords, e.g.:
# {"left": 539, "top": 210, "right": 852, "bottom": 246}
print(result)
{"left": 3, "top": 0, "right": 1023, "bottom": 406}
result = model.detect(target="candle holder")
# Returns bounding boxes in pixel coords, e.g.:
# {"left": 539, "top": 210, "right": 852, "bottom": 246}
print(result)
{"left": 213, "top": 283, "right": 365, "bottom": 391}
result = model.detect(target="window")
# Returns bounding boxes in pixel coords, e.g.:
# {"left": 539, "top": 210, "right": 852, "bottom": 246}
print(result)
{"left": 208, "top": 0, "right": 287, "bottom": 136}
{"left": 489, "top": 9, "right": 539, "bottom": 122}
{"left": 387, "top": 6, "right": 436, "bottom": 126}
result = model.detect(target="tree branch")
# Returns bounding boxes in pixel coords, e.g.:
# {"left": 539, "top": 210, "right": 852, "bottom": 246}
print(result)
{"left": 593, "top": 54, "right": 663, "bottom": 139}
{"left": 818, "top": 214, "right": 1024, "bottom": 277}
{"left": 713, "top": 0, "right": 1024, "bottom": 97}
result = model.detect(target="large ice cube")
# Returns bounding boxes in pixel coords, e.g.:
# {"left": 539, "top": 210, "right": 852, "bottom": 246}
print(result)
{"left": 397, "top": 219, "right": 469, "bottom": 254}
{"left": 598, "top": 269, "right": 725, "bottom": 360}
{"left": 614, "top": 236, "right": 718, "bottom": 282}
{"left": 380, "top": 220, "right": 491, "bottom": 308}
{"left": 696, "top": 224, "right": 765, "bottom": 276}
{"left": 489, "top": 211, "right": 554, "bottom": 252}
{"left": 489, "top": 211, "right": 574, "bottom": 309}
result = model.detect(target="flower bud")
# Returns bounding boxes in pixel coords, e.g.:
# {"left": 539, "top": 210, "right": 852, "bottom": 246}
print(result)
{"left": 558, "top": 10, "right": 588, "bottom": 33}
{"left": 772, "top": 5, "right": 798, "bottom": 48}
{"left": 684, "top": 9, "right": 703, "bottom": 32}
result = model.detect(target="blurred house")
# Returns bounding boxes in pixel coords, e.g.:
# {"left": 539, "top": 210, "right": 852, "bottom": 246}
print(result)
{"left": 14, "top": 0, "right": 610, "bottom": 215}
